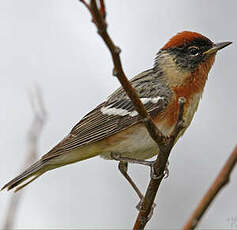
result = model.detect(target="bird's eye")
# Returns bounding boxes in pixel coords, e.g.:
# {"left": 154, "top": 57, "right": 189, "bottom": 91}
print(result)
{"left": 188, "top": 46, "right": 199, "bottom": 56}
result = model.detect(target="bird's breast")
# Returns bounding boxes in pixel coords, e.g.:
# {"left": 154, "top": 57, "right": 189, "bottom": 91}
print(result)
{"left": 100, "top": 93, "right": 202, "bottom": 160}
{"left": 154, "top": 92, "right": 202, "bottom": 136}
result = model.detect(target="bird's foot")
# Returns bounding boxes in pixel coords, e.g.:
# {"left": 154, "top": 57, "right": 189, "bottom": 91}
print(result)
{"left": 110, "top": 152, "right": 169, "bottom": 180}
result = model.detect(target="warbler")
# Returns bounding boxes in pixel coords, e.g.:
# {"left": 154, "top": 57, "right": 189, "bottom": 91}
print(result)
{"left": 2, "top": 31, "right": 231, "bottom": 193}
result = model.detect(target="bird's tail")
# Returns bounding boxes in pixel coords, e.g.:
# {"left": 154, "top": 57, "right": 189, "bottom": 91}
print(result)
{"left": 1, "top": 160, "right": 51, "bottom": 192}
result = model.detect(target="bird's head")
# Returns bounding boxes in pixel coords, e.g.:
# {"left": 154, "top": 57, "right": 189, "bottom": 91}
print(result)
{"left": 155, "top": 31, "right": 231, "bottom": 94}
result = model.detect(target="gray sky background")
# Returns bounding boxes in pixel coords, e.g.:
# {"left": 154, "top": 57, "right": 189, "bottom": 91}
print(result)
{"left": 0, "top": 0, "right": 237, "bottom": 229}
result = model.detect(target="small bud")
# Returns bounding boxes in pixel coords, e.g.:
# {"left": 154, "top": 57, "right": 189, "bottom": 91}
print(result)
{"left": 112, "top": 67, "right": 118, "bottom": 76}
{"left": 114, "top": 46, "right": 121, "bottom": 54}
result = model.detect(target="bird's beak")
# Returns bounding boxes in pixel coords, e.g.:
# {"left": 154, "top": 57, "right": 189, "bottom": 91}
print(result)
{"left": 204, "top": 41, "right": 232, "bottom": 55}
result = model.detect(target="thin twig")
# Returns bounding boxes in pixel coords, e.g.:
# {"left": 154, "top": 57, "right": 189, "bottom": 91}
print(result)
{"left": 99, "top": 0, "right": 106, "bottom": 19}
{"left": 80, "top": 1, "right": 186, "bottom": 229}
{"left": 80, "top": 0, "right": 91, "bottom": 15}
{"left": 183, "top": 146, "right": 237, "bottom": 230}
{"left": 2, "top": 86, "right": 47, "bottom": 230}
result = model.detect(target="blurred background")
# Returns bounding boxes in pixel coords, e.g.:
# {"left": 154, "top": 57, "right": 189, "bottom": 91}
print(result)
{"left": 0, "top": 0, "right": 236, "bottom": 229}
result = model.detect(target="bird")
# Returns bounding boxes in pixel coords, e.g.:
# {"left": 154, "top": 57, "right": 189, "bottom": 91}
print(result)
{"left": 2, "top": 31, "right": 231, "bottom": 194}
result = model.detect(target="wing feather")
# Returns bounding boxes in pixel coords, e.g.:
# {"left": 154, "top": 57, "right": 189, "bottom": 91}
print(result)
{"left": 41, "top": 69, "right": 172, "bottom": 160}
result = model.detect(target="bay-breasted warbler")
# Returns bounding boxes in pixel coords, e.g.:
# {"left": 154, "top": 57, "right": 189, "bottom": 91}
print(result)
{"left": 2, "top": 31, "right": 231, "bottom": 192}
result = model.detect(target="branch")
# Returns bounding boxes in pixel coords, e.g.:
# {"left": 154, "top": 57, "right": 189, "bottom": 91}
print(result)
{"left": 133, "top": 98, "right": 186, "bottom": 229}
{"left": 2, "top": 86, "right": 47, "bottom": 230}
{"left": 80, "top": 0, "right": 164, "bottom": 145}
{"left": 79, "top": 1, "right": 186, "bottom": 229}
{"left": 183, "top": 146, "right": 237, "bottom": 230}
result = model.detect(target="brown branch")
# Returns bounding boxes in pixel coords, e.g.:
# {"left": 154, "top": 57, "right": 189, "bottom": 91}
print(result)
{"left": 80, "top": 1, "right": 186, "bottom": 229}
{"left": 183, "top": 146, "right": 237, "bottom": 230}
{"left": 99, "top": 0, "right": 106, "bottom": 19}
{"left": 81, "top": 0, "right": 165, "bottom": 145}
{"left": 133, "top": 98, "right": 186, "bottom": 229}
{"left": 2, "top": 86, "right": 47, "bottom": 230}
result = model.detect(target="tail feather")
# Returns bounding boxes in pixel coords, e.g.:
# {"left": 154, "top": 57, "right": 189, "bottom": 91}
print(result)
{"left": 1, "top": 160, "right": 47, "bottom": 192}
{"left": 14, "top": 174, "right": 42, "bottom": 192}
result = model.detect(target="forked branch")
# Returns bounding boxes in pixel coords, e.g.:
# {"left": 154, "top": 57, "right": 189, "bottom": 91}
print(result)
{"left": 80, "top": 1, "right": 186, "bottom": 229}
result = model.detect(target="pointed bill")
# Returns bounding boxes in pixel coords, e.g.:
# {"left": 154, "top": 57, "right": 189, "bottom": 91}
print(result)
{"left": 204, "top": 41, "right": 232, "bottom": 55}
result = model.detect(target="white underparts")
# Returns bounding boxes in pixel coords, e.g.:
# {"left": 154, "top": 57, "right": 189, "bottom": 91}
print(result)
{"left": 101, "top": 97, "right": 163, "bottom": 117}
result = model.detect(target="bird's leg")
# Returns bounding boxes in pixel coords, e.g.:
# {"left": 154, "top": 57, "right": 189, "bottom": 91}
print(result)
{"left": 117, "top": 161, "right": 156, "bottom": 214}
{"left": 111, "top": 152, "right": 169, "bottom": 179}
{"left": 112, "top": 153, "right": 159, "bottom": 216}
{"left": 111, "top": 152, "right": 154, "bottom": 167}
{"left": 118, "top": 161, "right": 143, "bottom": 200}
